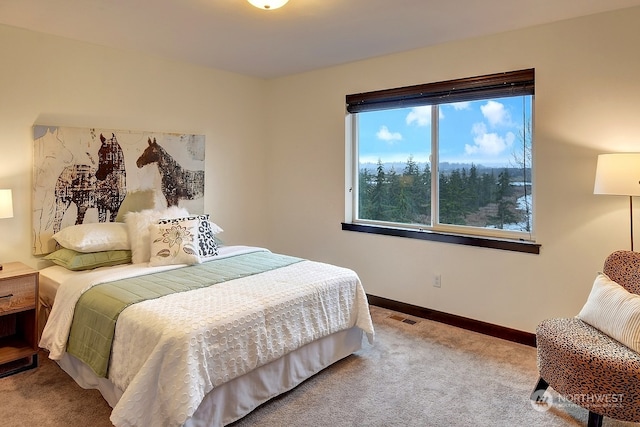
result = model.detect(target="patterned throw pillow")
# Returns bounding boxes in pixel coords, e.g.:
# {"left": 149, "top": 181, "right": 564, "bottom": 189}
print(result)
{"left": 158, "top": 214, "right": 221, "bottom": 257}
{"left": 125, "top": 206, "right": 190, "bottom": 264}
{"left": 149, "top": 218, "right": 201, "bottom": 266}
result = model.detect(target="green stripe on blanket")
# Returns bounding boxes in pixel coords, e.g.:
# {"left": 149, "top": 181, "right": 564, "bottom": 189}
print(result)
{"left": 66, "top": 251, "right": 302, "bottom": 377}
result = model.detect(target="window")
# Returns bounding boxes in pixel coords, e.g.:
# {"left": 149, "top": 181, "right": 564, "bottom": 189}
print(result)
{"left": 344, "top": 69, "right": 538, "bottom": 253}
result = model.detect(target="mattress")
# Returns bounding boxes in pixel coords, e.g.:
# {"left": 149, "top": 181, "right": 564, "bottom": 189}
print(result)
{"left": 39, "top": 245, "right": 374, "bottom": 426}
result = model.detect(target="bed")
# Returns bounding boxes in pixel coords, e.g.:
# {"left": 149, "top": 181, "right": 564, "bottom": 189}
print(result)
{"left": 38, "top": 209, "right": 374, "bottom": 427}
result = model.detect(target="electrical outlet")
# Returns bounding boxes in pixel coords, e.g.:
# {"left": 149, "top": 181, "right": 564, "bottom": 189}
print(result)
{"left": 433, "top": 274, "right": 441, "bottom": 288}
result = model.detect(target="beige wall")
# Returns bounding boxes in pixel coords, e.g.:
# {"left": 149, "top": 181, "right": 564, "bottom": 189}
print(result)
{"left": 0, "top": 25, "right": 271, "bottom": 268}
{"left": 265, "top": 7, "right": 640, "bottom": 333}
{"left": 2, "top": 7, "right": 639, "bottom": 334}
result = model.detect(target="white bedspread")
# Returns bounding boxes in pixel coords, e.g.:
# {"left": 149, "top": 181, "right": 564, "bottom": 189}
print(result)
{"left": 40, "top": 246, "right": 374, "bottom": 427}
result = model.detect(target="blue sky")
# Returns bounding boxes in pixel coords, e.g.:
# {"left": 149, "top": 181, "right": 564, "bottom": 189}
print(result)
{"left": 358, "top": 96, "right": 532, "bottom": 168}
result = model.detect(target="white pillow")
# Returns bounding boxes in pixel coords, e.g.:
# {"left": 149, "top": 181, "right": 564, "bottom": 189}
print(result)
{"left": 52, "top": 222, "right": 130, "bottom": 253}
{"left": 125, "top": 206, "right": 189, "bottom": 264}
{"left": 577, "top": 273, "right": 640, "bottom": 353}
{"left": 149, "top": 218, "right": 201, "bottom": 266}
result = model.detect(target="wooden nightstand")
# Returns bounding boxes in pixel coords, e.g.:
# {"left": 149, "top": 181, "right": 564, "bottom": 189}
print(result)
{"left": 0, "top": 262, "right": 39, "bottom": 378}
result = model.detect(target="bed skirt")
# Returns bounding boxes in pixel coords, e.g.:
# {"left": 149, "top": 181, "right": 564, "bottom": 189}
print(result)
{"left": 57, "top": 326, "right": 365, "bottom": 426}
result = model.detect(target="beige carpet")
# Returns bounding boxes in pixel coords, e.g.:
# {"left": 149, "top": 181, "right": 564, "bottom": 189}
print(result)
{"left": 0, "top": 306, "right": 637, "bottom": 426}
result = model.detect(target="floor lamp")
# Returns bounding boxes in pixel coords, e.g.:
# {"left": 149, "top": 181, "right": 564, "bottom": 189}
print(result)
{"left": 594, "top": 153, "right": 640, "bottom": 251}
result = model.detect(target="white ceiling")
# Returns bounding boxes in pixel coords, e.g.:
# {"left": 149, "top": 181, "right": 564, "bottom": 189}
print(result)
{"left": 2, "top": 0, "right": 640, "bottom": 79}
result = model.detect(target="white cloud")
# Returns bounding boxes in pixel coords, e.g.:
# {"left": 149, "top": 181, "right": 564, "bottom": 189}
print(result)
{"left": 406, "top": 106, "right": 440, "bottom": 126}
{"left": 480, "top": 100, "right": 511, "bottom": 127}
{"left": 464, "top": 122, "right": 515, "bottom": 156}
{"left": 376, "top": 125, "right": 402, "bottom": 143}
{"left": 450, "top": 101, "right": 471, "bottom": 110}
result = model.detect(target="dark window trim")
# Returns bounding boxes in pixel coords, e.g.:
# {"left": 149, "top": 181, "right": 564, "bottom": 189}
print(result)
{"left": 346, "top": 69, "right": 534, "bottom": 113}
{"left": 342, "top": 222, "right": 540, "bottom": 254}
{"left": 345, "top": 69, "right": 536, "bottom": 250}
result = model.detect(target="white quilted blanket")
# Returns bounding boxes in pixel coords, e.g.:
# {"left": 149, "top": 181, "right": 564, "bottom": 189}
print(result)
{"left": 40, "top": 247, "right": 374, "bottom": 427}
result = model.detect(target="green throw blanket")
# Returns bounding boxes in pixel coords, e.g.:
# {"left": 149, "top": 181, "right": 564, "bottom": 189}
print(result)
{"left": 66, "top": 250, "right": 302, "bottom": 377}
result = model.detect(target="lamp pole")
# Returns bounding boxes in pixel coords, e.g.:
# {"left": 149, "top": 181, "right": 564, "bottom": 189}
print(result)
{"left": 630, "top": 196, "right": 635, "bottom": 251}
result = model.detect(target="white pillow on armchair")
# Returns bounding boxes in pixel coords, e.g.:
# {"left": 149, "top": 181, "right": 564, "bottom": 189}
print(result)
{"left": 578, "top": 273, "right": 640, "bottom": 353}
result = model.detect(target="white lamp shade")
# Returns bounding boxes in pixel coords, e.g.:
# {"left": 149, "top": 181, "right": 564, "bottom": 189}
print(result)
{"left": 594, "top": 153, "right": 640, "bottom": 196}
{"left": 247, "top": 0, "right": 289, "bottom": 10}
{"left": 0, "top": 189, "right": 13, "bottom": 219}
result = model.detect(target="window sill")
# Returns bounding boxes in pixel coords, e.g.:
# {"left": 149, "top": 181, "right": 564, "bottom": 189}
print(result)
{"left": 341, "top": 223, "right": 540, "bottom": 254}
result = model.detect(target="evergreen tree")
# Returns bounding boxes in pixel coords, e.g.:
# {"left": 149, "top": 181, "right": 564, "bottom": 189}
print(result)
{"left": 480, "top": 171, "right": 496, "bottom": 207}
{"left": 440, "top": 169, "right": 468, "bottom": 224}
{"left": 368, "top": 159, "right": 387, "bottom": 221}
{"left": 439, "top": 170, "right": 465, "bottom": 225}
{"left": 358, "top": 168, "right": 373, "bottom": 219}
{"left": 466, "top": 164, "right": 480, "bottom": 211}
{"left": 490, "top": 169, "right": 518, "bottom": 229}
{"left": 395, "top": 186, "right": 412, "bottom": 223}
{"left": 359, "top": 158, "right": 529, "bottom": 231}
{"left": 418, "top": 163, "right": 431, "bottom": 223}
{"left": 402, "top": 155, "right": 422, "bottom": 222}
{"left": 387, "top": 167, "right": 401, "bottom": 221}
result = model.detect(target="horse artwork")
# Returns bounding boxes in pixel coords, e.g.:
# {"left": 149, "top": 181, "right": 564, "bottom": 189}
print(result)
{"left": 33, "top": 126, "right": 205, "bottom": 255}
{"left": 136, "top": 137, "right": 205, "bottom": 207}
{"left": 53, "top": 133, "right": 126, "bottom": 232}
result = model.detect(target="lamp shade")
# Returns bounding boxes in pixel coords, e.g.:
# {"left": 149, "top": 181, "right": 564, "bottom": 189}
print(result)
{"left": 247, "top": 0, "right": 289, "bottom": 10}
{"left": 594, "top": 153, "right": 640, "bottom": 196}
{"left": 0, "top": 189, "right": 13, "bottom": 219}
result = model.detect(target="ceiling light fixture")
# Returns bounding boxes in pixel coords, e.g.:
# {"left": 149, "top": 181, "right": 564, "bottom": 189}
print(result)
{"left": 247, "top": 0, "right": 289, "bottom": 10}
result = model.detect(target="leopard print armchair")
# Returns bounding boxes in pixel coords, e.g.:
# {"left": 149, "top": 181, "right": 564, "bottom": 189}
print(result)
{"left": 532, "top": 250, "right": 640, "bottom": 427}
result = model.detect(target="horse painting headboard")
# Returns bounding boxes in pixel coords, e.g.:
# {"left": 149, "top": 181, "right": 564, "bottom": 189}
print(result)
{"left": 32, "top": 126, "right": 205, "bottom": 255}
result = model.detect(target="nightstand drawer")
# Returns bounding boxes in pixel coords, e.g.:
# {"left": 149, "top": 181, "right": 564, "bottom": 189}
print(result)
{"left": 0, "top": 262, "right": 38, "bottom": 376}
{"left": 0, "top": 277, "right": 36, "bottom": 314}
